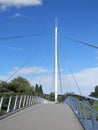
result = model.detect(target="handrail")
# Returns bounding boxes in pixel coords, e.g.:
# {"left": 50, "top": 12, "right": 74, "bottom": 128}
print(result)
{"left": 65, "top": 95, "right": 98, "bottom": 130}
{"left": 71, "top": 93, "right": 98, "bottom": 101}
{"left": 0, "top": 93, "right": 47, "bottom": 119}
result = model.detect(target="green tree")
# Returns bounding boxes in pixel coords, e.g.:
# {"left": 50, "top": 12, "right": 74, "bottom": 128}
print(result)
{"left": 90, "top": 92, "right": 96, "bottom": 97}
{"left": 39, "top": 85, "right": 43, "bottom": 95}
{"left": 49, "top": 92, "right": 55, "bottom": 101}
{"left": 0, "top": 81, "right": 9, "bottom": 92}
{"left": 90, "top": 85, "right": 98, "bottom": 98}
{"left": 9, "top": 77, "right": 34, "bottom": 94}
{"left": 35, "top": 84, "right": 39, "bottom": 95}
{"left": 95, "top": 86, "right": 98, "bottom": 97}
{"left": 34, "top": 84, "right": 43, "bottom": 96}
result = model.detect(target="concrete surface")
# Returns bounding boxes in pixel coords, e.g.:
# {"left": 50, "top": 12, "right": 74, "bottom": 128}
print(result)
{"left": 0, "top": 104, "right": 84, "bottom": 130}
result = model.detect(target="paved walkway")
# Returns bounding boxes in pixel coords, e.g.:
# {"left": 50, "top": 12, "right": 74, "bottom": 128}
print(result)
{"left": 0, "top": 104, "right": 84, "bottom": 130}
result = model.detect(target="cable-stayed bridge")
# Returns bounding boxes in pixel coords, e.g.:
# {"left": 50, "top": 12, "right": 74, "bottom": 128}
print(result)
{"left": 0, "top": 22, "right": 98, "bottom": 130}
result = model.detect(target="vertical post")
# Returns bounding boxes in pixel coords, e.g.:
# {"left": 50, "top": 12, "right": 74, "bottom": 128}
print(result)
{"left": 89, "top": 100, "right": 96, "bottom": 130}
{"left": 29, "top": 96, "right": 31, "bottom": 106}
{"left": 26, "top": 96, "right": 29, "bottom": 106}
{"left": 23, "top": 95, "right": 26, "bottom": 107}
{"left": 19, "top": 95, "right": 23, "bottom": 109}
{"left": 13, "top": 95, "right": 18, "bottom": 110}
{"left": 30, "top": 96, "right": 32, "bottom": 105}
{"left": 7, "top": 96, "right": 12, "bottom": 113}
{"left": 32, "top": 96, "right": 34, "bottom": 104}
{"left": 0, "top": 96, "right": 4, "bottom": 111}
{"left": 55, "top": 18, "right": 58, "bottom": 103}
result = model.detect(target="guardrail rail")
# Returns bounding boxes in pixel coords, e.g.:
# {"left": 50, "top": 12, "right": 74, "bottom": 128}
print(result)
{"left": 0, "top": 93, "right": 47, "bottom": 119}
{"left": 65, "top": 94, "right": 98, "bottom": 130}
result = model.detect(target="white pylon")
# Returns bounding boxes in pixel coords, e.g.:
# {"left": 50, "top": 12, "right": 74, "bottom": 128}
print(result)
{"left": 55, "top": 18, "right": 58, "bottom": 103}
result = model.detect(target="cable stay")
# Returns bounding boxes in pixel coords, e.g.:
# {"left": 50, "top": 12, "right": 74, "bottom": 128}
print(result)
{"left": 0, "top": 33, "right": 51, "bottom": 41}
{"left": 6, "top": 47, "right": 43, "bottom": 82}
{"left": 65, "top": 36, "right": 98, "bottom": 49}
{"left": 6, "top": 56, "right": 35, "bottom": 82}
{"left": 66, "top": 62, "right": 82, "bottom": 96}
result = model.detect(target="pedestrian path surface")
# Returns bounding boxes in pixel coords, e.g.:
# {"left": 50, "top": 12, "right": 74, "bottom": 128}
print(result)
{"left": 0, "top": 104, "right": 84, "bottom": 130}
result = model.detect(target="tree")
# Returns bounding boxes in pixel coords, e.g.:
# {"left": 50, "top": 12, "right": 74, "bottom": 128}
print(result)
{"left": 90, "top": 85, "right": 98, "bottom": 98}
{"left": 34, "top": 84, "right": 43, "bottom": 96}
{"left": 35, "top": 84, "right": 39, "bottom": 95}
{"left": 9, "top": 77, "right": 34, "bottom": 94}
{"left": 39, "top": 85, "right": 43, "bottom": 95}
{"left": 0, "top": 81, "right": 9, "bottom": 92}
{"left": 49, "top": 92, "right": 55, "bottom": 101}
{"left": 90, "top": 92, "right": 96, "bottom": 97}
{"left": 95, "top": 86, "right": 98, "bottom": 97}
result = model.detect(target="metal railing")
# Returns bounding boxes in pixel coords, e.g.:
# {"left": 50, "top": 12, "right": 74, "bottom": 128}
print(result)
{"left": 65, "top": 94, "right": 98, "bottom": 130}
{"left": 0, "top": 93, "right": 47, "bottom": 119}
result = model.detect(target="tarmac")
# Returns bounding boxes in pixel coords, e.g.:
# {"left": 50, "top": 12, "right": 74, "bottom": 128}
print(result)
{"left": 0, "top": 104, "right": 84, "bottom": 130}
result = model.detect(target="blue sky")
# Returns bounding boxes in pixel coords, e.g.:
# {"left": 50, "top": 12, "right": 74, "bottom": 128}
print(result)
{"left": 0, "top": 0, "right": 98, "bottom": 95}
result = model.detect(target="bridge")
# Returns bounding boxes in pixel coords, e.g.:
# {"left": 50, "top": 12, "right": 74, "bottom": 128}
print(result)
{"left": 0, "top": 93, "right": 98, "bottom": 130}
{"left": 0, "top": 22, "right": 98, "bottom": 130}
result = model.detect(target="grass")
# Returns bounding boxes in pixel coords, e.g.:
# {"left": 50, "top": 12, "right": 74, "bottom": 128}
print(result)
{"left": 78, "top": 100, "right": 98, "bottom": 120}
{"left": 93, "top": 101, "right": 98, "bottom": 112}
{"left": 83, "top": 100, "right": 98, "bottom": 112}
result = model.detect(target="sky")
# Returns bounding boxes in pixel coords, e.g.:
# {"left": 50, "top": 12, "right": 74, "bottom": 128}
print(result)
{"left": 0, "top": 0, "right": 98, "bottom": 95}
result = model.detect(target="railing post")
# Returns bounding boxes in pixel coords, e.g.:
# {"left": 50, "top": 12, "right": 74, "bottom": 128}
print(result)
{"left": 32, "top": 96, "right": 34, "bottom": 104}
{"left": 31, "top": 96, "right": 33, "bottom": 105}
{"left": 13, "top": 95, "right": 18, "bottom": 110}
{"left": 0, "top": 96, "right": 4, "bottom": 111}
{"left": 26, "top": 95, "right": 29, "bottom": 106}
{"left": 28, "top": 96, "right": 30, "bottom": 106}
{"left": 33, "top": 96, "right": 35, "bottom": 104}
{"left": 75, "top": 100, "right": 79, "bottom": 116}
{"left": 78, "top": 101, "right": 83, "bottom": 121}
{"left": 29, "top": 96, "right": 32, "bottom": 106}
{"left": 80, "top": 98, "right": 89, "bottom": 130}
{"left": 19, "top": 95, "right": 23, "bottom": 109}
{"left": 7, "top": 95, "right": 12, "bottom": 113}
{"left": 23, "top": 95, "right": 26, "bottom": 107}
{"left": 89, "top": 100, "right": 96, "bottom": 130}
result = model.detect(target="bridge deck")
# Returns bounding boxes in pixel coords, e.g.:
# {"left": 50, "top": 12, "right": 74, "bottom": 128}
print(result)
{"left": 0, "top": 104, "right": 84, "bottom": 130}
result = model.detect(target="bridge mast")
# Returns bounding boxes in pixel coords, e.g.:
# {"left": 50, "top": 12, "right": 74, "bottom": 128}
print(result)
{"left": 55, "top": 18, "right": 58, "bottom": 103}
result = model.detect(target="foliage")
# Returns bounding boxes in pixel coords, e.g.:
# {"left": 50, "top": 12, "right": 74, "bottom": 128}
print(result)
{"left": 39, "top": 85, "right": 43, "bottom": 94}
{"left": 90, "top": 86, "right": 98, "bottom": 98}
{"left": 10, "top": 77, "right": 34, "bottom": 94}
{"left": 0, "top": 81, "right": 9, "bottom": 93}
{"left": 49, "top": 92, "right": 55, "bottom": 101}
{"left": 0, "top": 77, "right": 45, "bottom": 96}
{"left": 34, "top": 84, "right": 43, "bottom": 96}
{"left": 0, "top": 77, "right": 34, "bottom": 94}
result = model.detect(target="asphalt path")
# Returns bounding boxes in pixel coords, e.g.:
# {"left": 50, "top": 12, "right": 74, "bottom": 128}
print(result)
{"left": 0, "top": 104, "right": 84, "bottom": 130}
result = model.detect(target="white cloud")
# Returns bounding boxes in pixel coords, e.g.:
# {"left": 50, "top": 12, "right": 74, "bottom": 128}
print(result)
{"left": 9, "top": 66, "right": 52, "bottom": 75}
{"left": 13, "top": 13, "right": 21, "bottom": 18}
{"left": 0, "top": 0, "right": 42, "bottom": 10}
{"left": 3, "top": 45, "right": 24, "bottom": 51}
{"left": 0, "top": 75, "right": 8, "bottom": 82}
{"left": 0, "top": 4, "right": 8, "bottom": 11}
{"left": 12, "top": 13, "right": 27, "bottom": 18}
{"left": 1, "top": 66, "right": 98, "bottom": 95}
{"left": 63, "top": 67, "right": 98, "bottom": 95}
{"left": 12, "top": 67, "right": 98, "bottom": 95}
